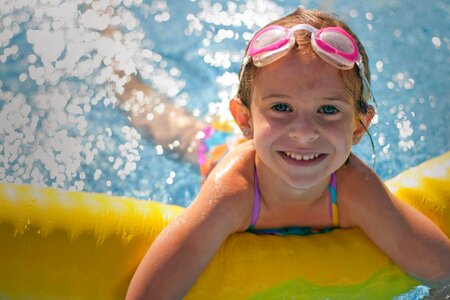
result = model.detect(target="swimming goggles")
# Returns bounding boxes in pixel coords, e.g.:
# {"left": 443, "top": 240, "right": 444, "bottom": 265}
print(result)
{"left": 241, "top": 24, "right": 372, "bottom": 102}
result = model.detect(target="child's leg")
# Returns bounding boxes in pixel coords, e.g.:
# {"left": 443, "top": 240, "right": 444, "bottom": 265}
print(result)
{"left": 100, "top": 25, "right": 205, "bottom": 164}
{"left": 98, "top": 8, "right": 240, "bottom": 169}
{"left": 115, "top": 71, "right": 205, "bottom": 164}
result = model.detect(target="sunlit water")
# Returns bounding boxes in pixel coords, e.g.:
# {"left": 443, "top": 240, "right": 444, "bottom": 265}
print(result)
{"left": 0, "top": 1, "right": 449, "bottom": 298}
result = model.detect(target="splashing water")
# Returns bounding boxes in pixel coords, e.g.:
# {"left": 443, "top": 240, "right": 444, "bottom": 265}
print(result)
{"left": 1, "top": 0, "right": 449, "bottom": 200}
{"left": 0, "top": 2, "right": 449, "bottom": 198}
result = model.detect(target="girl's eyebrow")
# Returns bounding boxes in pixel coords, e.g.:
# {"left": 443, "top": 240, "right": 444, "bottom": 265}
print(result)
{"left": 260, "top": 93, "right": 292, "bottom": 101}
{"left": 261, "top": 94, "right": 353, "bottom": 104}
{"left": 320, "top": 96, "right": 353, "bottom": 104}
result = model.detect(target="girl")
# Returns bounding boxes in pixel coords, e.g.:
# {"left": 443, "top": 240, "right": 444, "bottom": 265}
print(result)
{"left": 125, "top": 8, "right": 450, "bottom": 299}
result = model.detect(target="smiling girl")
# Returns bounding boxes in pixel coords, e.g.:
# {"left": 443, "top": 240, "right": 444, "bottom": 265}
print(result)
{"left": 125, "top": 8, "right": 450, "bottom": 299}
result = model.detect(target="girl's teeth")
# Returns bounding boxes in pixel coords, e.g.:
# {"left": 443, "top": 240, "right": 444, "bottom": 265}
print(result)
{"left": 285, "top": 152, "right": 320, "bottom": 161}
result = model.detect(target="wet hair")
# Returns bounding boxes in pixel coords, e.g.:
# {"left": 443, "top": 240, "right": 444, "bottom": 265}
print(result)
{"left": 237, "top": 8, "right": 372, "bottom": 117}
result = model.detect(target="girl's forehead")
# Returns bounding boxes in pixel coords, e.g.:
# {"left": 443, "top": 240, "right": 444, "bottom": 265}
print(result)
{"left": 253, "top": 52, "right": 346, "bottom": 93}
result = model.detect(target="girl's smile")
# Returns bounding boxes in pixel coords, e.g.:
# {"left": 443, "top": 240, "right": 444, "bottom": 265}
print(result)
{"left": 279, "top": 150, "right": 327, "bottom": 166}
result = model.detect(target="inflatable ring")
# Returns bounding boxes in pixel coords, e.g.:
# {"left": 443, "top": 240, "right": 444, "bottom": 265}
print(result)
{"left": 0, "top": 152, "right": 449, "bottom": 299}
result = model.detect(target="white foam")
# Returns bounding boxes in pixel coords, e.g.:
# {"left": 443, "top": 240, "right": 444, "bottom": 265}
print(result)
{"left": 400, "top": 178, "right": 418, "bottom": 188}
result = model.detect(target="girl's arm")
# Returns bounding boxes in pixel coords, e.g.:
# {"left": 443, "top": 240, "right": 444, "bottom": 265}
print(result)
{"left": 126, "top": 142, "right": 255, "bottom": 299}
{"left": 342, "top": 155, "right": 450, "bottom": 286}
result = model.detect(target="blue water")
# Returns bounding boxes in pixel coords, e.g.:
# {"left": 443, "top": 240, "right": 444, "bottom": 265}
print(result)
{"left": 0, "top": 1, "right": 448, "bottom": 298}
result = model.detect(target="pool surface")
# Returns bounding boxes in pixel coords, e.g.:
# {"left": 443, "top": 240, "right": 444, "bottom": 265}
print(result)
{"left": 0, "top": 1, "right": 449, "bottom": 298}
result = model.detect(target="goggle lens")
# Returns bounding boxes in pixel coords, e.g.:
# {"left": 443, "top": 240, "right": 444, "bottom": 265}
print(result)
{"left": 253, "top": 28, "right": 285, "bottom": 50}
{"left": 319, "top": 31, "right": 355, "bottom": 55}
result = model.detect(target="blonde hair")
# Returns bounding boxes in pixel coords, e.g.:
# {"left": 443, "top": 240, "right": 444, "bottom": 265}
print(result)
{"left": 237, "top": 8, "right": 371, "bottom": 116}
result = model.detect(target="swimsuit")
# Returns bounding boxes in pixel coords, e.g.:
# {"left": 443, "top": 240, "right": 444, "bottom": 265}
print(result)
{"left": 246, "top": 169, "right": 339, "bottom": 236}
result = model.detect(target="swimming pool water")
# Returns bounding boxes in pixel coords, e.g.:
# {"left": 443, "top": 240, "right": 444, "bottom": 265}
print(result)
{"left": 1, "top": 0, "right": 449, "bottom": 298}
{"left": 1, "top": 0, "right": 448, "bottom": 205}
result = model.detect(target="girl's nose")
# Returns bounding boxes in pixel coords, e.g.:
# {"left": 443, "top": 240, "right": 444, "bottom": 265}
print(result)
{"left": 288, "top": 114, "right": 319, "bottom": 144}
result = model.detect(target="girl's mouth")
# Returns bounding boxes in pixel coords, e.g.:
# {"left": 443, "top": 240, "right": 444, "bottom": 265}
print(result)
{"left": 279, "top": 151, "right": 326, "bottom": 165}
{"left": 283, "top": 151, "right": 320, "bottom": 161}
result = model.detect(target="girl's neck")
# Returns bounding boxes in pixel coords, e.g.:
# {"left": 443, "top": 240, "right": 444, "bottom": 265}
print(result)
{"left": 255, "top": 156, "right": 331, "bottom": 207}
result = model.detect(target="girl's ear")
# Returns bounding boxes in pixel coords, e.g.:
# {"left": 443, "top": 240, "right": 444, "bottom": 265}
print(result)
{"left": 352, "top": 105, "right": 375, "bottom": 144}
{"left": 230, "top": 98, "right": 253, "bottom": 139}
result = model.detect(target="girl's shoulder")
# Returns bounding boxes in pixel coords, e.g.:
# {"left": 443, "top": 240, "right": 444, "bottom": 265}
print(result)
{"left": 206, "top": 139, "right": 256, "bottom": 184}
{"left": 336, "top": 153, "right": 386, "bottom": 227}
{"left": 338, "top": 153, "right": 377, "bottom": 183}
{"left": 197, "top": 140, "right": 256, "bottom": 231}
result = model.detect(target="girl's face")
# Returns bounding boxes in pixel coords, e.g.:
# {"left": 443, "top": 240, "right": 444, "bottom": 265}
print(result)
{"left": 247, "top": 51, "right": 367, "bottom": 189}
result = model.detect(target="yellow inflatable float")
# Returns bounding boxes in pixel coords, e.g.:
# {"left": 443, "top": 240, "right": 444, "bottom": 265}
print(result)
{"left": 0, "top": 152, "right": 449, "bottom": 299}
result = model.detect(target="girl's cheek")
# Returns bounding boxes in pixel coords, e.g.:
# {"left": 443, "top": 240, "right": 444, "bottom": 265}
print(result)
{"left": 258, "top": 119, "right": 285, "bottom": 139}
{"left": 252, "top": 113, "right": 274, "bottom": 134}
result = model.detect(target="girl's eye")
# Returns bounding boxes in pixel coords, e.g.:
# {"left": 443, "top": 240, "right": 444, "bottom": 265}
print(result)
{"left": 271, "top": 103, "right": 292, "bottom": 112}
{"left": 319, "top": 105, "right": 339, "bottom": 114}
